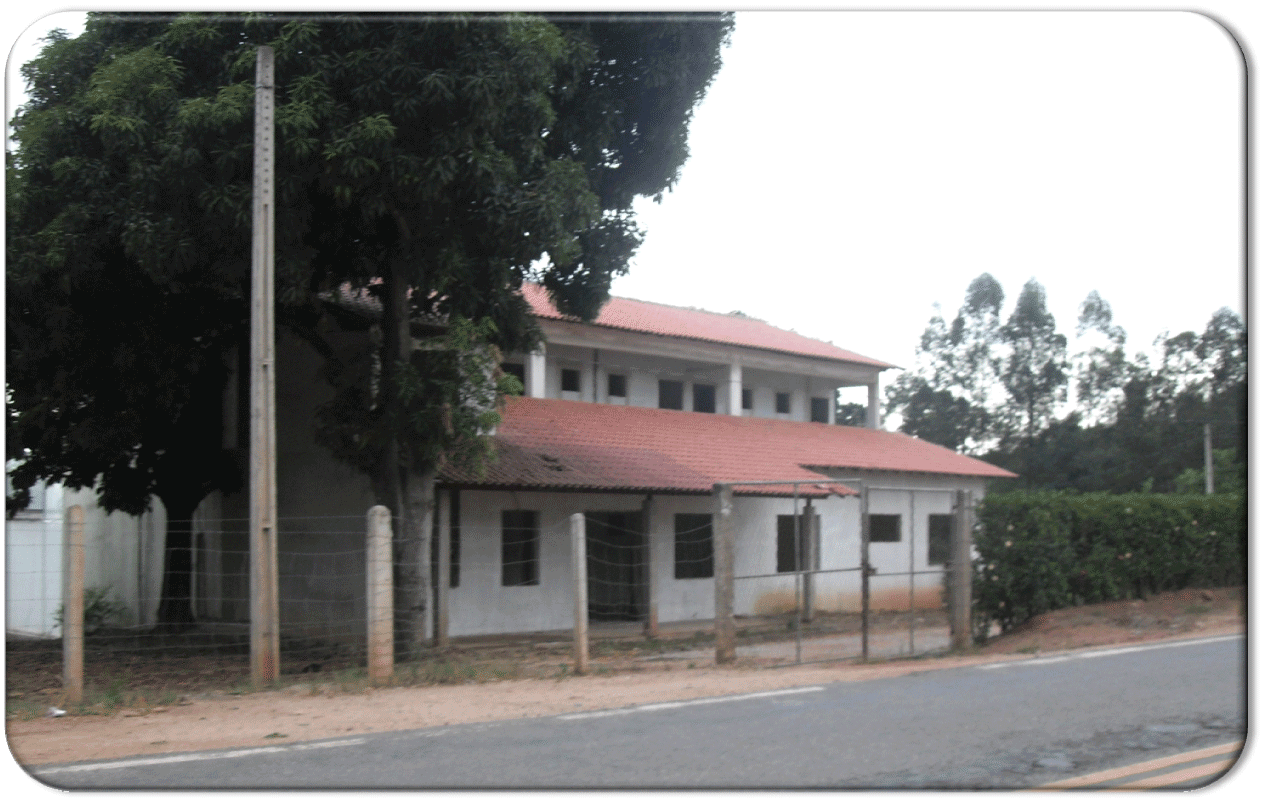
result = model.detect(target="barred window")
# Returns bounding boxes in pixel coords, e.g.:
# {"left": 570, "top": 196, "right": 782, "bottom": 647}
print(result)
{"left": 776, "top": 514, "right": 817, "bottom": 573}
{"left": 501, "top": 510, "right": 539, "bottom": 586}
{"left": 674, "top": 514, "right": 713, "bottom": 579}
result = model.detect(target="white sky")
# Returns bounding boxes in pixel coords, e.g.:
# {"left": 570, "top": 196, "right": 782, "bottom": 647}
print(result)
{"left": 5, "top": 4, "right": 1253, "bottom": 402}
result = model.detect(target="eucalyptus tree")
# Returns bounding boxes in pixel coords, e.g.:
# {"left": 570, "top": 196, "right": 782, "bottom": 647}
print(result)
{"left": 7, "top": 12, "right": 732, "bottom": 643}
{"left": 996, "top": 279, "right": 1069, "bottom": 455}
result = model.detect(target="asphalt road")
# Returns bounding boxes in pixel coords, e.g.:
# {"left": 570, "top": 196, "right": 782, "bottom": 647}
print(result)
{"left": 30, "top": 634, "right": 1247, "bottom": 790}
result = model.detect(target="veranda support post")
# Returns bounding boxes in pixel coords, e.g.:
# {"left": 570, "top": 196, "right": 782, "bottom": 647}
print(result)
{"left": 366, "top": 505, "right": 394, "bottom": 684}
{"left": 713, "top": 483, "right": 736, "bottom": 664}
{"left": 63, "top": 505, "right": 85, "bottom": 705}
{"left": 571, "top": 513, "right": 588, "bottom": 675}
{"left": 949, "top": 490, "right": 974, "bottom": 650}
{"left": 860, "top": 483, "right": 871, "bottom": 662}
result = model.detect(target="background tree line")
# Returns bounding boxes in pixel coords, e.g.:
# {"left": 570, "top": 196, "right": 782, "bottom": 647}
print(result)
{"left": 883, "top": 274, "right": 1245, "bottom": 494}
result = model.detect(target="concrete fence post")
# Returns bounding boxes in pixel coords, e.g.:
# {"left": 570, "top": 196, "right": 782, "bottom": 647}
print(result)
{"left": 642, "top": 494, "right": 658, "bottom": 638}
{"left": 434, "top": 489, "right": 450, "bottom": 650}
{"left": 571, "top": 513, "right": 588, "bottom": 675}
{"left": 63, "top": 505, "right": 85, "bottom": 705}
{"left": 713, "top": 484, "right": 736, "bottom": 664}
{"left": 949, "top": 490, "right": 974, "bottom": 651}
{"left": 366, "top": 505, "right": 394, "bottom": 684}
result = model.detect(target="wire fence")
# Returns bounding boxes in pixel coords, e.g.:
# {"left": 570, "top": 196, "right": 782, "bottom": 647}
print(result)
{"left": 10, "top": 491, "right": 971, "bottom": 703}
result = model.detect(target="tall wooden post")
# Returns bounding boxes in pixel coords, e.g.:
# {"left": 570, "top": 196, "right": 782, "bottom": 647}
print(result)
{"left": 571, "top": 513, "right": 588, "bottom": 674}
{"left": 713, "top": 484, "right": 736, "bottom": 664}
{"left": 250, "top": 45, "right": 280, "bottom": 686}
{"left": 859, "top": 483, "right": 871, "bottom": 662}
{"left": 949, "top": 489, "right": 974, "bottom": 651}
{"left": 642, "top": 494, "right": 658, "bottom": 638}
{"left": 366, "top": 506, "right": 393, "bottom": 684}
{"left": 63, "top": 505, "right": 85, "bottom": 705}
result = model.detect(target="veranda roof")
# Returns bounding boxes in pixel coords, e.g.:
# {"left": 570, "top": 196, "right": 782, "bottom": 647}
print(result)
{"left": 439, "top": 396, "right": 1015, "bottom": 497}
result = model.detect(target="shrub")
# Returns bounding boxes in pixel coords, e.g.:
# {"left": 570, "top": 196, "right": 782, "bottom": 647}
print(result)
{"left": 54, "top": 586, "right": 128, "bottom": 634}
{"left": 973, "top": 492, "right": 1244, "bottom": 641}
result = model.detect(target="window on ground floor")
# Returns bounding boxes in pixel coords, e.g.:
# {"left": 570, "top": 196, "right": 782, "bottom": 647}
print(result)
{"left": 775, "top": 391, "right": 791, "bottom": 415}
{"left": 501, "top": 510, "right": 539, "bottom": 586}
{"left": 928, "top": 514, "right": 952, "bottom": 565}
{"left": 776, "top": 513, "right": 819, "bottom": 573}
{"left": 674, "top": 513, "right": 713, "bottom": 579}
{"left": 561, "top": 367, "right": 580, "bottom": 393}
{"left": 869, "top": 514, "right": 901, "bottom": 543}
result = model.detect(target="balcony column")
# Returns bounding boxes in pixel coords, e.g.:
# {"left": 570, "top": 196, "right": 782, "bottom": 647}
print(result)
{"left": 867, "top": 379, "right": 880, "bottom": 429}
{"left": 526, "top": 347, "right": 547, "bottom": 398}
{"left": 728, "top": 362, "right": 743, "bottom": 416}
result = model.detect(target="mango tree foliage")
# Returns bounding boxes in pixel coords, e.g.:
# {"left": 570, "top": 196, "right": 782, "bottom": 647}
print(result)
{"left": 7, "top": 12, "right": 733, "bottom": 637}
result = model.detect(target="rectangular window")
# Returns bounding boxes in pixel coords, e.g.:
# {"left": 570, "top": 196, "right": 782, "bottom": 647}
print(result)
{"left": 607, "top": 373, "right": 627, "bottom": 398}
{"left": 741, "top": 387, "right": 753, "bottom": 410}
{"left": 928, "top": 514, "right": 953, "bottom": 565}
{"left": 776, "top": 514, "right": 818, "bottom": 573}
{"left": 501, "top": 510, "right": 539, "bottom": 586}
{"left": 674, "top": 514, "right": 713, "bottom": 579}
{"left": 869, "top": 514, "right": 901, "bottom": 543}
{"left": 692, "top": 383, "right": 716, "bottom": 413}
{"left": 810, "top": 396, "right": 830, "bottom": 423}
{"left": 775, "top": 392, "right": 791, "bottom": 415}
{"left": 561, "top": 368, "right": 580, "bottom": 393}
{"left": 659, "top": 379, "right": 684, "bottom": 410}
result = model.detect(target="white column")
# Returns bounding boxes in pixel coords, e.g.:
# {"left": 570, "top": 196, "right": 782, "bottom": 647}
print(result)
{"left": 527, "top": 348, "right": 547, "bottom": 398}
{"left": 728, "top": 362, "right": 743, "bottom": 416}
{"left": 867, "top": 379, "right": 881, "bottom": 430}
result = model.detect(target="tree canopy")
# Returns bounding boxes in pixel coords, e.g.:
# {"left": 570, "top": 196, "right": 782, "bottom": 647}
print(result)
{"left": 7, "top": 12, "right": 733, "bottom": 631}
{"left": 885, "top": 275, "right": 1244, "bottom": 494}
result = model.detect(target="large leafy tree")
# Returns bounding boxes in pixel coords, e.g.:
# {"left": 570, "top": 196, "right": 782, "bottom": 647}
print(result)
{"left": 996, "top": 279, "right": 1068, "bottom": 454}
{"left": 7, "top": 12, "right": 732, "bottom": 645}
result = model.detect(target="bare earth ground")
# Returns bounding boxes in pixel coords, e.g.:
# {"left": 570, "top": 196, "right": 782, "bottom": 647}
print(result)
{"left": 6, "top": 587, "right": 1245, "bottom": 768}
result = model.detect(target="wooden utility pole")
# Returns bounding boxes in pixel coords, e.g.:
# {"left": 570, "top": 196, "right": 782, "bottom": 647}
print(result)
{"left": 250, "top": 45, "right": 280, "bottom": 686}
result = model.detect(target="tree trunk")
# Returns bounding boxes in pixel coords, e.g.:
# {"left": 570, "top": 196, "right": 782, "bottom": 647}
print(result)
{"left": 155, "top": 494, "right": 202, "bottom": 632}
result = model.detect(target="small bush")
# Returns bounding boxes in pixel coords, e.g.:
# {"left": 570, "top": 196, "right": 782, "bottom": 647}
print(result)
{"left": 54, "top": 586, "right": 128, "bottom": 634}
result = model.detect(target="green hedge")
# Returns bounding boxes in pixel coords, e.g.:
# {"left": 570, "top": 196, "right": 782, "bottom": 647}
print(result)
{"left": 973, "top": 491, "right": 1245, "bottom": 640}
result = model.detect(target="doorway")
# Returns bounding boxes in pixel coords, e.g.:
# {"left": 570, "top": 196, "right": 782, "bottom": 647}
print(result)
{"left": 585, "top": 511, "right": 645, "bottom": 621}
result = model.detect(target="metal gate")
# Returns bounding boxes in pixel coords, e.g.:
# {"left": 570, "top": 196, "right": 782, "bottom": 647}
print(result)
{"left": 726, "top": 480, "right": 970, "bottom": 666}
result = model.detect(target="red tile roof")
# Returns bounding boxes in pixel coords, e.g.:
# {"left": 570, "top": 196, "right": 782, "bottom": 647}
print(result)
{"left": 522, "top": 284, "right": 895, "bottom": 369}
{"left": 440, "top": 397, "right": 1015, "bottom": 496}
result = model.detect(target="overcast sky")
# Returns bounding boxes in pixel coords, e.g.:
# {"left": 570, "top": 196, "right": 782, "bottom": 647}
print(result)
{"left": 6, "top": 5, "right": 1250, "bottom": 408}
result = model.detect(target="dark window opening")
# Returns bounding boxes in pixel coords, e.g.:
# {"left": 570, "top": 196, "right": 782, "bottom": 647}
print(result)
{"left": 775, "top": 392, "right": 791, "bottom": 414}
{"left": 928, "top": 514, "right": 953, "bottom": 565}
{"left": 607, "top": 373, "right": 627, "bottom": 398}
{"left": 561, "top": 368, "right": 580, "bottom": 393}
{"left": 659, "top": 380, "right": 684, "bottom": 410}
{"left": 693, "top": 383, "right": 716, "bottom": 413}
{"left": 674, "top": 514, "right": 713, "bottom": 579}
{"left": 776, "top": 513, "right": 819, "bottom": 573}
{"left": 501, "top": 510, "right": 539, "bottom": 586}
{"left": 810, "top": 396, "right": 830, "bottom": 423}
{"left": 742, "top": 388, "right": 753, "bottom": 410}
{"left": 869, "top": 514, "right": 901, "bottom": 543}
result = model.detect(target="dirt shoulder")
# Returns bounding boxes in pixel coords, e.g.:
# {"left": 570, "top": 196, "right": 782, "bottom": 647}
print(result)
{"left": 6, "top": 588, "right": 1245, "bottom": 768}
